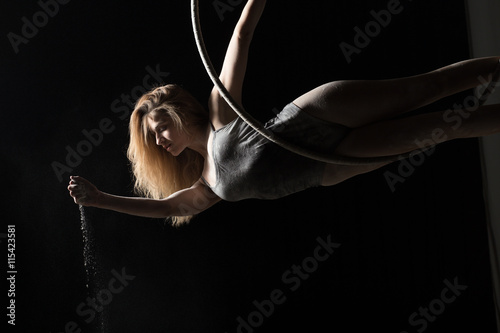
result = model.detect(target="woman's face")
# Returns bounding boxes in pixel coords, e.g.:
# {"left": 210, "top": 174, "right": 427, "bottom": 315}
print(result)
{"left": 146, "top": 115, "right": 189, "bottom": 157}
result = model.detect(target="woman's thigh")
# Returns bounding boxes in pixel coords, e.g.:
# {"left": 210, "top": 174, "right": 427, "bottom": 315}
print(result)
{"left": 333, "top": 109, "right": 463, "bottom": 160}
{"left": 293, "top": 73, "right": 447, "bottom": 128}
{"left": 320, "top": 111, "right": 448, "bottom": 186}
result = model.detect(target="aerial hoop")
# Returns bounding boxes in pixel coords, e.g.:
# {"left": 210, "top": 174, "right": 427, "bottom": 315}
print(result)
{"left": 190, "top": 0, "right": 500, "bottom": 165}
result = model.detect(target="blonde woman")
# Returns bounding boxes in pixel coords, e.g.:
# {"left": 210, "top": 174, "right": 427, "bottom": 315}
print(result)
{"left": 68, "top": 0, "right": 500, "bottom": 225}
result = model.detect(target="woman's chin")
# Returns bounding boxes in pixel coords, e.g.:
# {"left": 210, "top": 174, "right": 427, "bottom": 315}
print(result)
{"left": 170, "top": 148, "right": 183, "bottom": 157}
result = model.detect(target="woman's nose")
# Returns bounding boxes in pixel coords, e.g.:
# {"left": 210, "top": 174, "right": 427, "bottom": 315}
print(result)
{"left": 156, "top": 133, "right": 163, "bottom": 145}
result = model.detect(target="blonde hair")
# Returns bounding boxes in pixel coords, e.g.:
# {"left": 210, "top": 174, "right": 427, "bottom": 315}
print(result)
{"left": 127, "top": 84, "right": 208, "bottom": 226}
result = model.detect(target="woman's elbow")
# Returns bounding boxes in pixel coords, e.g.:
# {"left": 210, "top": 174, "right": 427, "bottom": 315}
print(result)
{"left": 161, "top": 199, "right": 204, "bottom": 218}
{"left": 158, "top": 200, "right": 173, "bottom": 218}
{"left": 235, "top": 28, "right": 254, "bottom": 43}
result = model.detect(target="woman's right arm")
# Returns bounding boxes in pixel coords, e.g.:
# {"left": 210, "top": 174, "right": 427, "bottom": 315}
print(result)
{"left": 67, "top": 176, "right": 221, "bottom": 218}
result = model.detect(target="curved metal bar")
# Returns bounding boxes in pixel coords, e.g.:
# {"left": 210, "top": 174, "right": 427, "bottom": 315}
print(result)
{"left": 190, "top": 0, "right": 499, "bottom": 165}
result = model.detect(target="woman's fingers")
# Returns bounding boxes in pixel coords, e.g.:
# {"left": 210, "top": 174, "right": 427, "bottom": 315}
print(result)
{"left": 67, "top": 175, "right": 101, "bottom": 207}
{"left": 67, "top": 182, "right": 85, "bottom": 193}
{"left": 67, "top": 176, "right": 91, "bottom": 205}
{"left": 70, "top": 175, "right": 89, "bottom": 185}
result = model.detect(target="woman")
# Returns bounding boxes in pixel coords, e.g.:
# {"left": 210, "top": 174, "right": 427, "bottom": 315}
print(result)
{"left": 68, "top": 0, "right": 500, "bottom": 225}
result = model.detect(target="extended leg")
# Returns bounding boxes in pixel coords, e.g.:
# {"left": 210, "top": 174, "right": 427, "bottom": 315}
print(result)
{"left": 293, "top": 57, "right": 500, "bottom": 128}
{"left": 334, "top": 104, "right": 500, "bottom": 158}
{"left": 321, "top": 103, "right": 500, "bottom": 186}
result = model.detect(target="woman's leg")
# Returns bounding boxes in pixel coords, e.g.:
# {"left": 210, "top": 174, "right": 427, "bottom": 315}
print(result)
{"left": 293, "top": 57, "right": 500, "bottom": 128}
{"left": 334, "top": 104, "right": 500, "bottom": 157}
{"left": 322, "top": 103, "right": 500, "bottom": 186}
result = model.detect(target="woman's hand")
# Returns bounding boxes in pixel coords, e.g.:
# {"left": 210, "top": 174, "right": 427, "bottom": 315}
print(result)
{"left": 67, "top": 176, "right": 101, "bottom": 207}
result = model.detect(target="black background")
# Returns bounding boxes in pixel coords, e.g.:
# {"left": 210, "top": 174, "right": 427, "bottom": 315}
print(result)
{"left": 1, "top": 0, "right": 497, "bottom": 332}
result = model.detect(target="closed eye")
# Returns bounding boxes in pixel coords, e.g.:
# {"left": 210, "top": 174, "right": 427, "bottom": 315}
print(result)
{"left": 155, "top": 123, "right": 168, "bottom": 134}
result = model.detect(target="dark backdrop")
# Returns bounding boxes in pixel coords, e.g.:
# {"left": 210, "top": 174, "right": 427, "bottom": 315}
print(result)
{"left": 1, "top": 0, "right": 497, "bottom": 332}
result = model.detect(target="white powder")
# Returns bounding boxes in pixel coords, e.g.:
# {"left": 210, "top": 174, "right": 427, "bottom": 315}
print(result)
{"left": 79, "top": 205, "right": 107, "bottom": 332}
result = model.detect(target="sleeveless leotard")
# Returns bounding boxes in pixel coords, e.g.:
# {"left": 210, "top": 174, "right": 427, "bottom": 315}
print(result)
{"left": 202, "top": 103, "right": 350, "bottom": 201}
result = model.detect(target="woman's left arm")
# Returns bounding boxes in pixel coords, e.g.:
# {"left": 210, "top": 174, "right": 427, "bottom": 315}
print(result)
{"left": 209, "top": 0, "right": 267, "bottom": 129}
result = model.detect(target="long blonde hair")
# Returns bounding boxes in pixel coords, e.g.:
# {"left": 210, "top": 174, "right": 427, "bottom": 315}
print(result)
{"left": 127, "top": 84, "right": 208, "bottom": 225}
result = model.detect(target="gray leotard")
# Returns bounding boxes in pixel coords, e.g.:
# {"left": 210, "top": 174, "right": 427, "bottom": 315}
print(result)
{"left": 202, "top": 103, "right": 350, "bottom": 202}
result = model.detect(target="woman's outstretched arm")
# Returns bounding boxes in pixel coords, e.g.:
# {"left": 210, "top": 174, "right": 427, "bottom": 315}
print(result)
{"left": 209, "top": 0, "right": 267, "bottom": 129}
{"left": 67, "top": 176, "right": 221, "bottom": 218}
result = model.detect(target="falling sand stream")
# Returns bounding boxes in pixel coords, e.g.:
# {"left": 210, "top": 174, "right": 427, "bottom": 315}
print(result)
{"left": 79, "top": 205, "right": 108, "bottom": 332}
